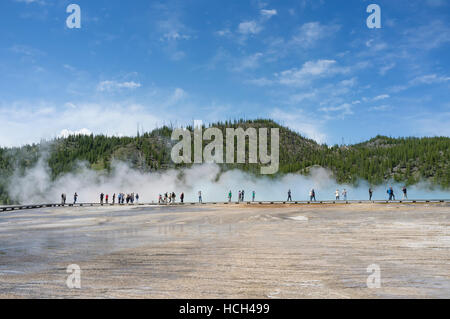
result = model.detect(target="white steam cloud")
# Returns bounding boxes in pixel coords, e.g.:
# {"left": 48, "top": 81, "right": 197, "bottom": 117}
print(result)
{"left": 7, "top": 160, "right": 450, "bottom": 204}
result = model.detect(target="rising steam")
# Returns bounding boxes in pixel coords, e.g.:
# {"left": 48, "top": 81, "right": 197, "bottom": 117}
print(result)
{"left": 7, "top": 158, "right": 450, "bottom": 204}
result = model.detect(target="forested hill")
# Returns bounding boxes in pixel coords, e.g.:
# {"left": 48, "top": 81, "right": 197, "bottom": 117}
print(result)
{"left": 1, "top": 119, "right": 449, "bottom": 204}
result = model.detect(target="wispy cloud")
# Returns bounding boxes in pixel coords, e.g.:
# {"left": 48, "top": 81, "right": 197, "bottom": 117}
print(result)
{"left": 238, "top": 20, "right": 262, "bottom": 35}
{"left": 151, "top": 1, "right": 193, "bottom": 60}
{"left": 14, "top": 0, "right": 46, "bottom": 5}
{"left": 411, "top": 74, "right": 450, "bottom": 85}
{"left": 97, "top": 81, "right": 142, "bottom": 92}
{"left": 373, "top": 94, "right": 390, "bottom": 101}
{"left": 260, "top": 9, "right": 277, "bottom": 18}
{"left": 291, "top": 22, "right": 340, "bottom": 48}
{"left": 404, "top": 21, "right": 450, "bottom": 50}
{"left": 233, "top": 53, "right": 263, "bottom": 71}
{"left": 319, "top": 103, "right": 354, "bottom": 118}
{"left": 276, "top": 59, "right": 348, "bottom": 86}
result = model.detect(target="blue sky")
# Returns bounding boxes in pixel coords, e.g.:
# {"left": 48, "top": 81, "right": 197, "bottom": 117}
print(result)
{"left": 0, "top": 0, "right": 449, "bottom": 147}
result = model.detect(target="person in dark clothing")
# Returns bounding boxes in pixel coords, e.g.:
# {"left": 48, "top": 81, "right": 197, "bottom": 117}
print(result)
{"left": 287, "top": 189, "right": 292, "bottom": 201}
{"left": 310, "top": 189, "right": 316, "bottom": 201}
{"left": 369, "top": 188, "right": 373, "bottom": 201}
{"left": 387, "top": 187, "right": 395, "bottom": 201}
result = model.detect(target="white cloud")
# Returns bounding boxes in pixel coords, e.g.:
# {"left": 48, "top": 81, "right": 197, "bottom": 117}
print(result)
{"left": 340, "top": 78, "right": 357, "bottom": 87}
{"left": 97, "top": 81, "right": 142, "bottom": 92}
{"left": 0, "top": 101, "right": 161, "bottom": 147}
{"left": 234, "top": 53, "right": 263, "bottom": 71}
{"left": 370, "top": 105, "right": 389, "bottom": 111}
{"left": 14, "top": 0, "right": 46, "bottom": 4}
{"left": 288, "top": 92, "right": 316, "bottom": 104}
{"left": 277, "top": 59, "right": 348, "bottom": 86}
{"left": 291, "top": 22, "right": 340, "bottom": 48}
{"left": 238, "top": 21, "right": 262, "bottom": 35}
{"left": 162, "top": 31, "right": 191, "bottom": 41}
{"left": 365, "top": 39, "right": 387, "bottom": 51}
{"left": 404, "top": 21, "right": 450, "bottom": 50}
{"left": 373, "top": 94, "right": 390, "bottom": 101}
{"left": 411, "top": 74, "right": 450, "bottom": 85}
{"left": 215, "top": 29, "right": 231, "bottom": 37}
{"left": 58, "top": 128, "right": 92, "bottom": 138}
{"left": 379, "top": 63, "right": 395, "bottom": 75}
{"left": 319, "top": 103, "right": 353, "bottom": 117}
{"left": 260, "top": 9, "right": 277, "bottom": 18}
{"left": 167, "top": 88, "right": 187, "bottom": 105}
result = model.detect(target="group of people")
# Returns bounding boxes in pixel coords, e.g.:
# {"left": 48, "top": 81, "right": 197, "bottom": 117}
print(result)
{"left": 158, "top": 192, "right": 185, "bottom": 204}
{"left": 287, "top": 186, "right": 408, "bottom": 202}
{"left": 287, "top": 189, "right": 316, "bottom": 201}
{"left": 386, "top": 186, "right": 408, "bottom": 201}
{"left": 60, "top": 185, "right": 410, "bottom": 206}
{"left": 100, "top": 192, "right": 139, "bottom": 204}
{"left": 228, "top": 190, "right": 256, "bottom": 202}
{"left": 61, "top": 193, "right": 77, "bottom": 204}
{"left": 335, "top": 189, "right": 348, "bottom": 201}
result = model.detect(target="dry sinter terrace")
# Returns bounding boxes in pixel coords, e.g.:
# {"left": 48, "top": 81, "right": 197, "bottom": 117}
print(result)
{"left": 0, "top": 202, "right": 449, "bottom": 298}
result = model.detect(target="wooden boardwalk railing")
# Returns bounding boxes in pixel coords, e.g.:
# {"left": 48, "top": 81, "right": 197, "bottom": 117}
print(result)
{"left": 1, "top": 199, "right": 449, "bottom": 212}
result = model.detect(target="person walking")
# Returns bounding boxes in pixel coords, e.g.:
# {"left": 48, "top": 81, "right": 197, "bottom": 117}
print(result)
{"left": 402, "top": 186, "right": 407, "bottom": 200}
{"left": 252, "top": 191, "right": 256, "bottom": 202}
{"left": 342, "top": 189, "right": 347, "bottom": 201}
{"left": 369, "top": 188, "right": 373, "bottom": 201}
{"left": 228, "top": 191, "right": 232, "bottom": 202}
{"left": 335, "top": 189, "right": 340, "bottom": 200}
{"left": 310, "top": 189, "right": 316, "bottom": 201}
{"left": 287, "top": 189, "right": 292, "bottom": 202}
{"left": 387, "top": 187, "right": 395, "bottom": 201}
{"left": 73, "top": 192, "right": 78, "bottom": 204}
{"left": 100, "top": 193, "right": 104, "bottom": 204}
{"left": 180, "top": 192, "right": 184, "bottom": 203}
{"left": 198, "top": 191, "right": 202, "bottom": 203}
